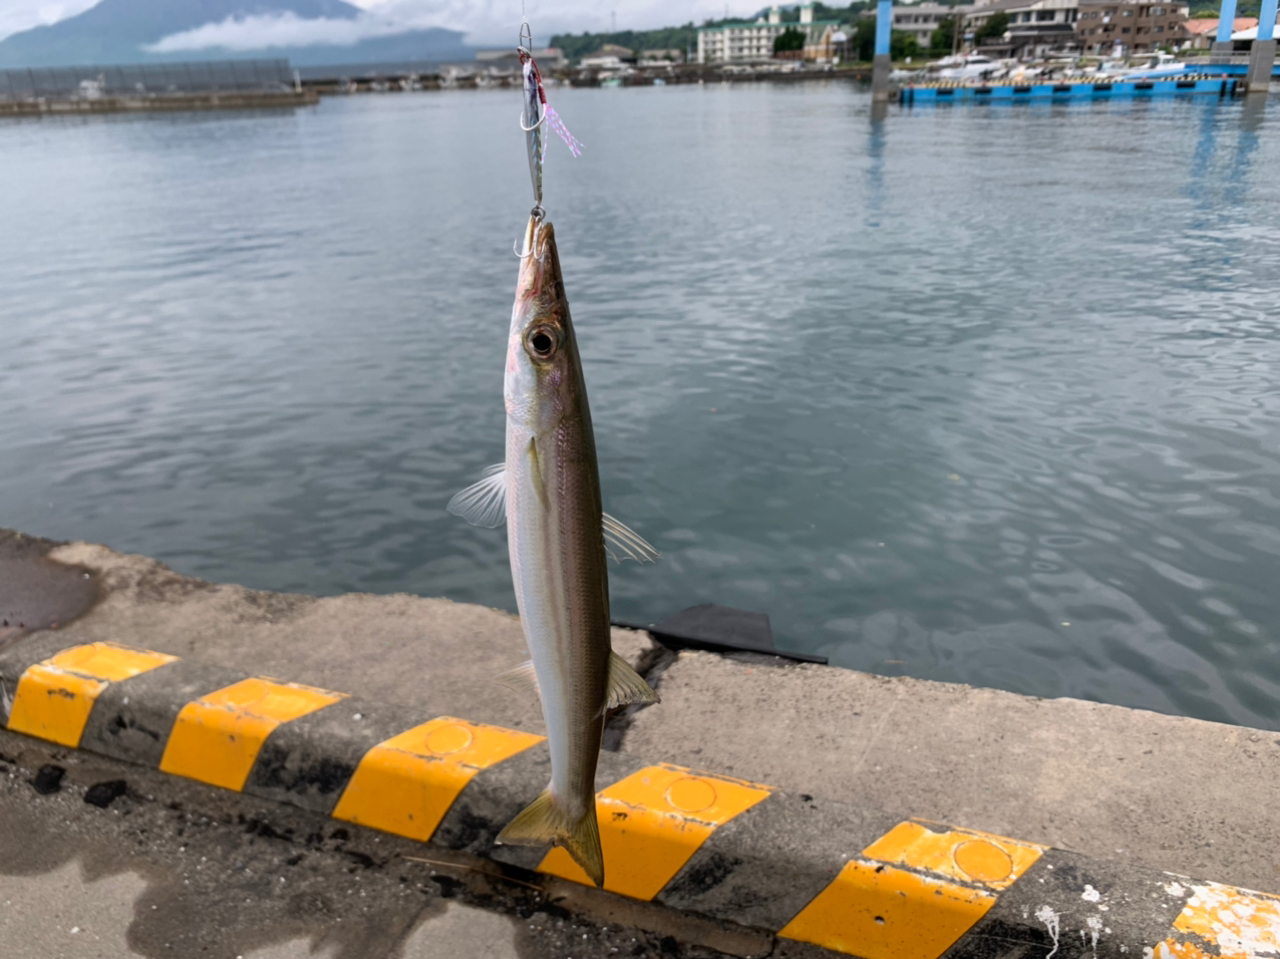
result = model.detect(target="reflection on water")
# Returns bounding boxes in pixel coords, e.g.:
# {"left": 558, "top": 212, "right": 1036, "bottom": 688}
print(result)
{"left": 1, "top": 87, "right": 1278, "bottom": 729}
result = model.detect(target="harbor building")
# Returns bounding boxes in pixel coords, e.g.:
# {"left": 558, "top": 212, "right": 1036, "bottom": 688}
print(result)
{"left": 1074, "top": 0, "right": 1191, "bottom": 54}
{"left": 892, "top": 3, "right": 979, "bottom": 50}
{"left": 967, "top": 0, "right": 1082, "bottom": 57}
{"left": 579, "top": 44, "right": 637, "bottom": 68}
{"left": 697, "top": 3, "right": 841, "bottom": 63}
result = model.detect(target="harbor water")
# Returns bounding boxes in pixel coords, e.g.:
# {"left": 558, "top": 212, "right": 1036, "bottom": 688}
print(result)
{"left": 2, "top": 84, "right": 1278, "bottom": 729}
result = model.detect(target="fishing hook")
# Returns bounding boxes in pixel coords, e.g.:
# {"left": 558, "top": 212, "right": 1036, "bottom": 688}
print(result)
{"left": 519, "top": 109, "right": 547, "bottom": 133}
{"left": 513, "top": 205, "right": 545, "bottom": 257}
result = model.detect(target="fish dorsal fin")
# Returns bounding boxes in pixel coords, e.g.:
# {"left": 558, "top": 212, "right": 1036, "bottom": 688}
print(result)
{"left": 447, "top": 464, "right": 507, "bottom": 528}
{"left": 497, "top": 660, "right": 539, "bottom": 698}
{"left": 605, "top": 651, "right": 660, "bottom": 711}
{"left": 602, "top": 513, "right": 659, "bottom": 563}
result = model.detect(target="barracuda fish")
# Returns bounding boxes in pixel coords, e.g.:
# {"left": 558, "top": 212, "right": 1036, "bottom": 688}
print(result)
{"left": 448, "top": 213, "right": 659, "bottom": 887}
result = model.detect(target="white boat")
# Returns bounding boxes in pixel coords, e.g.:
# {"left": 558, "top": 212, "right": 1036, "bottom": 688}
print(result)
{"left": 1118, "top": 51, "right": 1187, "bottom": 79}
{"left": 935, "top": 55, "right": 999, "bottom": 81}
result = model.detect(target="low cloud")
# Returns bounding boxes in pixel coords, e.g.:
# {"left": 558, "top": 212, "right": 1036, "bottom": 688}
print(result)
{"left": 145, "top": 11, "right": 425, "bottom": 53}
{"left": 144, "top": 1, "right": 756, "bottom": 53}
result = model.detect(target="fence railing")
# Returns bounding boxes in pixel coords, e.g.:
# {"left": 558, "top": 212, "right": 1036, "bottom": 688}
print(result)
{"left": 0, "top": 60, "right": 293, "bottom": 101}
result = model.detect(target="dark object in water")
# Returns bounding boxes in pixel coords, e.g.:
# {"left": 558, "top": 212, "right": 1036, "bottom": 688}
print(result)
{"left": 614, "top": 604, "right": 827, "bottom": 664}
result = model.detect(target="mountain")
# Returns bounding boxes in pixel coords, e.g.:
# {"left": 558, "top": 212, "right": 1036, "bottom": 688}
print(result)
{"left": 0, "top": 0, "right": 470, "bottom": 69}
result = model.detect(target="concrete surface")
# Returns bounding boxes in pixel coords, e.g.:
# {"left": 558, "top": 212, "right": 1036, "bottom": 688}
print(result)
{"left": 37, "top": 538, "right": 652, "bottom": 738}
{"left": 7, "top": 532, "right": 1279, "bottom": 892}
{"left": 0, "top": 530, "right": 98, "bottom": 652}
{"left": 0, "top": 727, "right": 791, "bottom": 959}
{"left": 622, "top": 650, "right": 1280, "bottom": 894}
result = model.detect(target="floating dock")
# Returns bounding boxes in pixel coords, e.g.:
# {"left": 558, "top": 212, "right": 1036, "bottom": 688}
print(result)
{"left": 902, "top": 74, "right": 1242, "bottom": 104}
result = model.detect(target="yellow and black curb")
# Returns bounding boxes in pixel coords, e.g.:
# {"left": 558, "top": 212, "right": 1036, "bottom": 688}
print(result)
{"left": 2, "top": 633, "right": 1278, "bottom": 959}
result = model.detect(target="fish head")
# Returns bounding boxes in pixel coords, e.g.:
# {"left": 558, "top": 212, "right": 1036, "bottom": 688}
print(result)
{"left": 505, "top": 217, "right": 582, "bottom": 435}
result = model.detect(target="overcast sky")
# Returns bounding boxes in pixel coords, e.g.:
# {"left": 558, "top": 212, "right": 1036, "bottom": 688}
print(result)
{"left": 0, "top": 0, "right": 763, "bottom": 46}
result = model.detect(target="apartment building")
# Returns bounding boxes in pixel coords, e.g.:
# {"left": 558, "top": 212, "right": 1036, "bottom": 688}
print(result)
{"left": 1075, "top": 0, "right": 1191, "bottom": 53}
{"left": 965, "top": 0, "right": 1081, "bottom": 55}
{"left": 697, "top": 3, "right": 841, "bottom": 63}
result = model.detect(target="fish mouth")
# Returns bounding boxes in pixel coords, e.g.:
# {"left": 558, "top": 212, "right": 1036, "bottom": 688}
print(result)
{"left": 518, "top": 217, "right": 555, "bottom": 300}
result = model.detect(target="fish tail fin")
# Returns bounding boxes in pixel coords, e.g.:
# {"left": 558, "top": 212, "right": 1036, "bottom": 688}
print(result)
{"left": 497, "top": 787, "right": 604, "bottom": 887}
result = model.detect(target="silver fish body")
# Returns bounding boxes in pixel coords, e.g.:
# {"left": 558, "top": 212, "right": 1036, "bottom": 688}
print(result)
{"left": 448, "top": 214, "right": 658, "bottom": 886}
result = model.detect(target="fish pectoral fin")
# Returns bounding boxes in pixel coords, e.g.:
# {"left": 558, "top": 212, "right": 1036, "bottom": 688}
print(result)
{"left": 605, "top": 651, "right": 660, "bottom": 710}
{"left": 497, "top": 660, "right": 540, "bottom": 698}
{"left": 497, "top": 787, "right": 605, "bottom": 887}
{"left": 602, "top": 513, "right": 660, "bottom": 563}
{"left": 446, "top": 463, "right": 507, "bottom": 528}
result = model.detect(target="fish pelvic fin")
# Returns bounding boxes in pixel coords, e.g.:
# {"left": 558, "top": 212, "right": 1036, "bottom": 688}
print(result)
{"left": 497, "top": 788, "right": 605, "bottom": 888}
{"left": 606, "top": 651, "right": 660, "bottom": 711}
{"left": 497, "top": 660, "right": 540, "bottom": 699}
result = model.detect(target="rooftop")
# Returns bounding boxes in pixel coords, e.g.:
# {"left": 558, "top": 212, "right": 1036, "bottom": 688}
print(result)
{"left": 698, "top": 19, "right": 842, "bottom": 31}
{"left": 1184, "top": 15, "right": 1257, "bottom": 33}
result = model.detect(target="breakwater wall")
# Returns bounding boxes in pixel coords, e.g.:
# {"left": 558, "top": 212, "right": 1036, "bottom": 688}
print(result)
{"left": 2, "top": 528, "right": 1278, "bottom": 957}
{"left": 0, "top": 89, "right": 319, "bottom": 116}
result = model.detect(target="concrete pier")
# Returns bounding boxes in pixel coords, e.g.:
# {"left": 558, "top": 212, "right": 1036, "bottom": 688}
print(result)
{"left": 1247, "top": 39, "right": 1278, "bottom": 92}
{"left": 871, "top": 0, "right": 894, "bottom": 102}
{"left": 1247, "top": 0, "right": 1279, "bottom": 92}
{"left": 1, "top": 529, "right": 1278, "bottom": 957}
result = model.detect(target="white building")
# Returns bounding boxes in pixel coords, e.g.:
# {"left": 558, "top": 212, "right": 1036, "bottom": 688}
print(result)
{"left": 580, "top": 44, "right": 637, "bottom": 69}
{"left": 892, "top": 3, "right": 979, "bottom": 48}
{"left": 698, "top": 3, "right": 841, "bottom": 63}
{"left": 967, "top": 0, "right": 1081, "bottom": 32}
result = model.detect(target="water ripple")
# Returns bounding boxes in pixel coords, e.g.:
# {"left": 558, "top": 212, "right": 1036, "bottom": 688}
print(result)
{"left": 1, "top": 87, "right": 1279, "bottom": 728}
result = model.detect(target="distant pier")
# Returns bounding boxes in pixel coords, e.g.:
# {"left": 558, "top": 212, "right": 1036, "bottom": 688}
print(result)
{"left": 0, "top": 59, "right": 316, "bottom": 117}
{"left": 0, "top": 90, "right": 317, "bottom": 116}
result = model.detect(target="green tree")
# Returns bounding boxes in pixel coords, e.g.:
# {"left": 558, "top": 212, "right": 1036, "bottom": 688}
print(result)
{"left": 929, "top": 15, "right": 959, "bottom": 55}
{"left": 974, "top": 11, "right": 1009, "bottom": 43}
{"left": 852, "top": 18, "right": 920, "bottom": 61}
{"left": 774, "top": 26, "right": 807, "bottom": 54}
{"left": 853, "top": 17, "right": 877, "bottom": 60}
{"left": 893, "top": 31, "right": 921, "bottom": 59}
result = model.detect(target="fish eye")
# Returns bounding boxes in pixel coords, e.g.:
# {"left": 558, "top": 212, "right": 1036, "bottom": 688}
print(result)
{"left": 527, "top": 326, "right": 557, "bottom": 359}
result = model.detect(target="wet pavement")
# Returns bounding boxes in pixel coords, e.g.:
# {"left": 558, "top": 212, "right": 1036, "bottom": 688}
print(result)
{"left": 0, "top": 727, "right": 809, "bottom": 959}
{"left": 0, "top": 530, "right": 99, "bottom": 653}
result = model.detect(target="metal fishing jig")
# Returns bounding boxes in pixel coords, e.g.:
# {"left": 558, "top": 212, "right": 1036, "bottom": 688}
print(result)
{"left": 513, "top": 18, "right": 581, "bottom": 256}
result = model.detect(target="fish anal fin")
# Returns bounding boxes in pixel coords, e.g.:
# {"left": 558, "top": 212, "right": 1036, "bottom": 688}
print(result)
{"left": 497, "top": 788, "right": 605, "bottom": 887}
{"left": 605, "top": 651, "right": 660, "bottom": 711}
{"left": 602, "top": 513, "right": 659, "bottom": 563}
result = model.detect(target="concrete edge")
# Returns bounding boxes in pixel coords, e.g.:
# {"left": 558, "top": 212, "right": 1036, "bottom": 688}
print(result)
{"left": 1, "top": 636, "right": 1277, "bottom": 959}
